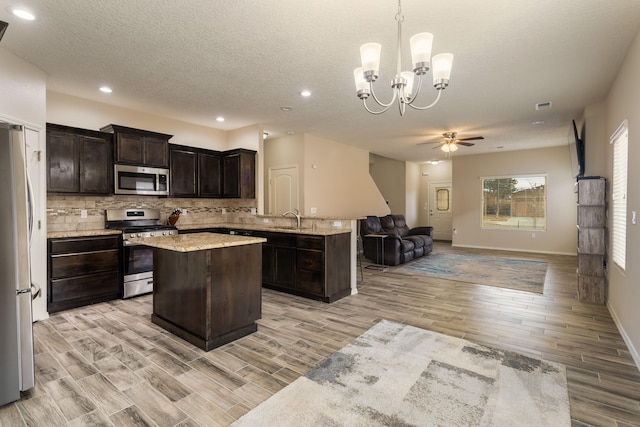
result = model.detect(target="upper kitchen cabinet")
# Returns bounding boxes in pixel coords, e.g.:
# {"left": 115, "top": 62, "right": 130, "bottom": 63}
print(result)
{"left": 100, "top": 124, "right": 172, "bottom": 168}
{"left": 223, "top": 149, "right": 256, "bottom": 198}
{"left": 46, "top": 123, "right": 113, "bottom": 195}
{"left": 199, "top": 150, "right": 222, "bottom": 198}
{"left": 169, "top": 144, "right": 222, "bottom": 198}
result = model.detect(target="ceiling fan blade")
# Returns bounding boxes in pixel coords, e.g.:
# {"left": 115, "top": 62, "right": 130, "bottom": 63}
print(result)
{"left": 456, "top": 136, "right": 484, "bottom": 141}
{"left": 457, "top": 142, "right": 475, "bottom": 147}
{"left": 417, "top": 141, "right": 442, "bottom": 146}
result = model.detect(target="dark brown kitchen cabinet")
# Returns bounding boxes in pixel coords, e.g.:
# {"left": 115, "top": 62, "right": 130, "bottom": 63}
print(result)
{"left": 101, "top": 124, "right": 171, "bottom": 168}
{"left": 46, "top": 123, "right": 113, "bottom": 195}
{"left": 254, "top": 231, "right": 350, "bottom": 302}
{"left": 48, "top": 234, "right": 122, "bottom": 313}
{"left": 223, "top": 149, "right": 256, "bottom": 198}
{"left": 199, "top": 151, "right": 222, "bottom": 197}
{"left": 169, "top": 144, "right": 222, "bottom": 198}
{"left": 256, "top": 232, "right": 296, "bottom": 290}
{"left": 170, "top": 146, "right": 198, "bottom": 197}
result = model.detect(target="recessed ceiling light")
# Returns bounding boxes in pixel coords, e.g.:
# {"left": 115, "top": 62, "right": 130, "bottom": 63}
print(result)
{"left": 429, "top": 160, "right": 440, "bottom": 165}
{"left": 280, "top": 107, "right": 293, "bottom": 112}
{"left": 532, "top": 120, "right": 544, "bottom": 125}
{"left": 11, "top": 7, "right": 35, "bottom": 20}
{"left": 300, "top": 90, "right": 311, "bottom": 97}
{"left": 287, "top": 131, "right": 295, "bottom": 135}
{"left": 216, "top": 116, "right": 225, "bottom": 122}
{"left": 99, "top": 86, "right": 112, "bottom": 93}
{"left": 263, "top": 132, "right": 269, "bottom": 139}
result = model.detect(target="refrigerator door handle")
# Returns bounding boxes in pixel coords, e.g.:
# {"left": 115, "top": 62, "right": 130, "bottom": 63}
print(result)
{"left": 26, "top": 166, "right": 34, "bottom": 245}
{"left": 30, "top": 282, "right": 41, "bottom": 300}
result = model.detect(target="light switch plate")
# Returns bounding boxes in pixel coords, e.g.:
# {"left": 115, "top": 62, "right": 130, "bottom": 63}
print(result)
{"left": 632, "top": 210, "right": 637, "bottom": 225}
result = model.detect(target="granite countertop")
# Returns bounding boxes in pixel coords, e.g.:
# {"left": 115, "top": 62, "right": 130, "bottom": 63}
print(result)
{"left": 129, "top": 232, "right": 267, "bottom": 252}
{"left": 177, "top": 223, "right": 351, "bottom": 236}
{"left": 48, "top": 229, "right": 123, "bottom": 239}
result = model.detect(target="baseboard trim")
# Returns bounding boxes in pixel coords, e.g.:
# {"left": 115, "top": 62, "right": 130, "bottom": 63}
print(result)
{"left": 452, "top": 243, "right": 575, "bottom": 256}
{"left": 607, "top": 302, "right": 640, "bottom": 373}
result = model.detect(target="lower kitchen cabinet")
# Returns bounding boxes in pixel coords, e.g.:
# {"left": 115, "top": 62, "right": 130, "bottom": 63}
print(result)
{"left": 255, "top": 231, "right": 351, "bottom": 302}
{"left": 48, "top": 234, "right": 122, "bottom": 313}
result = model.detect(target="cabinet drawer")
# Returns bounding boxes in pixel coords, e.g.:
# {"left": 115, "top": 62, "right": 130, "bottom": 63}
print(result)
{"left": 50, "top": 236, "right": 120, "bottom": 254}
{"left": 296, "top": 270, "right": 323, "bottom": 296}
{"left": 258, "top": 232, "right": 296, "bottom": 247}
{"left": 296, "top": 235, "right": 324, "bottom": 250}
{"left": 297, "top": 249, "right": 324, "bottom": 271}
{"left": 51, "top": 250, "right": 119, "bottom": 279}
{"left": 50, "top": 271, "right": 120, "bottom": 303}
{"left": 577, "top": 228, "right": 605, "bottom": 255}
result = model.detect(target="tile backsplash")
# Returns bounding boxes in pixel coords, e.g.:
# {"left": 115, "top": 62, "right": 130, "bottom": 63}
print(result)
{"left": 47, "top": 195, "right": 258, "bottom": 232}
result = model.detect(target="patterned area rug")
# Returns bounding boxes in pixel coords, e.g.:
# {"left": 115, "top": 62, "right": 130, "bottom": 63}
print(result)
{"left": 232, "top": 320, "right": 571, "bottom": 427}
{"left": 391, "top": 253, "right": 548, "bottom": 293}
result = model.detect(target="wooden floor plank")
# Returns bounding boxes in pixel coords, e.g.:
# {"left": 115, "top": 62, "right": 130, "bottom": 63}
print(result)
{"left": 1, "top": 242, "right": 638, "bottom": 426}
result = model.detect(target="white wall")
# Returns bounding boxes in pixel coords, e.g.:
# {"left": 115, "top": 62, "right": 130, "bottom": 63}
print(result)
{"left": 404, "top": 161, "right": 420, "bottom": 227}
{"left": 47, "top": 91, "right": 228, "bottom": 150}
{"left": 304, "top": 134, "right": 388, "bottom": 218}
{"left": 369, "top": 153, "right": 405, "bottom": 214}
{"left": 602, "top": 26, "right": 640, "bottom": 369}
{"left": 452, "top": 146, "right": 577, "bottom": 255}
{"left": 0, "top": 47, "right": 48, "bottom": 321}
{"left": 263, "top": 134, "right": 388, "bottom": 218}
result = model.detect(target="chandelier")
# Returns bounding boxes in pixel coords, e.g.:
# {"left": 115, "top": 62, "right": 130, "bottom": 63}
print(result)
{"left": 353, "top": 0, "right": 453, "bottom": 116}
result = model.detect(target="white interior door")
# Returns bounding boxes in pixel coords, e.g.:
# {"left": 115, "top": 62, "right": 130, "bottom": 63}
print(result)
{"left": 269, "top": 165, "right": 298, "bottom": 214}
{"left": 428, "top": 182, "right": 453, "bottom": 241}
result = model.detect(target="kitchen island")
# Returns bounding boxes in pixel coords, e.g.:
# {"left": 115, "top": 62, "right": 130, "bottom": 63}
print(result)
{"left": 132, "top": 232, "right": 266, "bottom": 351}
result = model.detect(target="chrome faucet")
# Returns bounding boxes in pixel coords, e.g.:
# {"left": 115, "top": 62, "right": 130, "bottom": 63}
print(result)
{"left": 282, "top": 209, "right": 301, "bottom": 228}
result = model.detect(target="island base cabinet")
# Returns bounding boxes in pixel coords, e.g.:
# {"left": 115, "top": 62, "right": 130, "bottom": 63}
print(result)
{"left": 152, "top": 244, "right": 262, "bottom": 351}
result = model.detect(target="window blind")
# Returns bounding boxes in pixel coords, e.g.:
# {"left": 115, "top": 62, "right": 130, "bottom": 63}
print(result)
{"left": 611, "top": 120, "right": 628, "bottom": 271}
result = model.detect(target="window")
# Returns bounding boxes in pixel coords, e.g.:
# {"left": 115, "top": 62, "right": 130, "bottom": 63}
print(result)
{"left": 436, "top": 188, "right": 450, "bottom": 211}
{"left": 481, "top": 176, "right": 546, "bottom": 230}
{"left": 611, "top": 120, "right": 628, "bottom": 270}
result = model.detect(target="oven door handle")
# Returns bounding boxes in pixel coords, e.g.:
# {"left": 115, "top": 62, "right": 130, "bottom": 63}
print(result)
{"left": 123, "top": 240, "right": 142, "bottom": 247}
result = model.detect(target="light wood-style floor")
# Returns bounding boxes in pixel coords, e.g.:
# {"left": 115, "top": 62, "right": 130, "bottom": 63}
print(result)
{"left": 1, "top": 242, "right": 639, "bottom": 426}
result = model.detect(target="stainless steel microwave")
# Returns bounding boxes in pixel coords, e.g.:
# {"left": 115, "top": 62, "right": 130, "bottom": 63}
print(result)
{"left": 114, "top": 164, "right": 169, "bottom": 196}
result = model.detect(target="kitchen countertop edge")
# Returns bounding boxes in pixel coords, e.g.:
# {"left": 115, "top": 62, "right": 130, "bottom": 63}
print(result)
{"left": 130, "top": 232, "right": 267, "bottom": 252}
{"left": 48, "top": 229, "right": 123, "bottom": 239}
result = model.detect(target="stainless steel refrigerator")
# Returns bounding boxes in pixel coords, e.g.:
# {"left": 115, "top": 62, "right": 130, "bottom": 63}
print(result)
{"left": 0, "top": 122, "right": 36, "bottom": 406}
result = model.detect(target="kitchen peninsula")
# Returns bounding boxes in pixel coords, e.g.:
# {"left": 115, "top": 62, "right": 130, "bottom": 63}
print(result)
{"left": 133, "top": 232, "right": 266, "bottom": 351}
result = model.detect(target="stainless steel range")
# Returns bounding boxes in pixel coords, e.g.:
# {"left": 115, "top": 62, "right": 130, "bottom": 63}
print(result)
{"left": 105, "top": 209, "right": 178, "bottom": 298}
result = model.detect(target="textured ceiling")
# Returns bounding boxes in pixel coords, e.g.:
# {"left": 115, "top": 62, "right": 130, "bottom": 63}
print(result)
{"left": 1, "top": 0, "right": 639, "bottom": 162}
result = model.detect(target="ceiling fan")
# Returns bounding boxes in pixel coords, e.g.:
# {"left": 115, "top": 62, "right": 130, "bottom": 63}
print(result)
{"left": 419, "top": 131, "right": 484, "bottom": 152}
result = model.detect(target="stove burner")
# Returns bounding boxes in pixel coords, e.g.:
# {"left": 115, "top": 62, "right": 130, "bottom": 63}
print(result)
{"left": 105, "top": 208, "right": 178, "bottom": 240}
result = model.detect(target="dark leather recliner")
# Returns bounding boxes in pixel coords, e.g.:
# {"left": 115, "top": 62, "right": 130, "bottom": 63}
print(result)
{"left": 360, "top": 214, "right": 434, "bottom": 266}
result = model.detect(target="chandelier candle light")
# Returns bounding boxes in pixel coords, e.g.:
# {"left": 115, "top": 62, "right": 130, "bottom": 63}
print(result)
{"left": 353, "top": 0, "right": 453, "bottom": 116}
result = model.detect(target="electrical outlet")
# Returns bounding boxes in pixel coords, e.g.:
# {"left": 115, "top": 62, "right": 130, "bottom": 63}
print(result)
{"left": 251, "top": 208, "right": 257, "bottom": 215}
{"left": 310, "top": 207, "right": 317, "bottom": 214}
{"left": 531, "top": 232, "right": 536, "bottom": 238}
{"left": 80, "top": 209, "right": 87, "bottom": 218}
{"left": 263, "top": 218, "right": 269, "bottom": 223}
{"left": 332, "top": 221, "right": 342, "bottom": 227}
{"left": 221, "top": 208, "right": 227, "bottom": 215}
{"left": 182, "top": 209, "right": 187, "bottom": 215}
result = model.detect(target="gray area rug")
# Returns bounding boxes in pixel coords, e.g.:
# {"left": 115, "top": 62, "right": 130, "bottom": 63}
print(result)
{"left": 391, "top": 253, "right": 548, "bottom": 294}
{"left": 232, "top": 320, "right": 570, "bottom": 427}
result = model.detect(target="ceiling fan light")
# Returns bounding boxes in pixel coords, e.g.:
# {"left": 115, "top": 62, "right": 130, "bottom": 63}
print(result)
{"left": 432, "top": 53, "right": 454, "bottom": 89}
{"left": 441, "top": 144, "right": 450, "bottom": 153}
{"left": 360, "top": 43, "right": 381, "bottom": 81}
{"left": 449, "top": 143, "right": 459, "bottom": 152}
{"left": 410, "top": 32, "right": 433, "bottom": 74}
